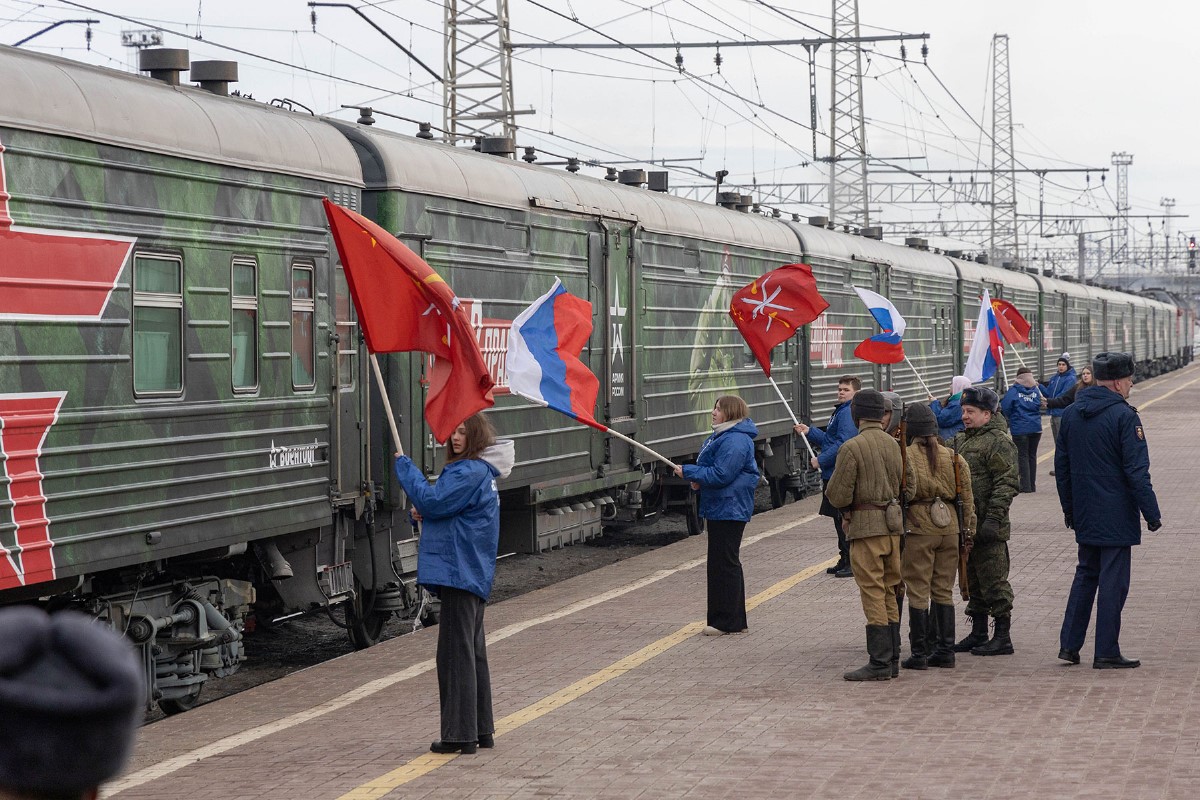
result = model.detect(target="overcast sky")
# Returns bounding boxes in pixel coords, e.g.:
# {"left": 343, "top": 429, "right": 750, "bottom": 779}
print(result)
{"left": 4, "top": 0, "right": 1196, "bottom": 271}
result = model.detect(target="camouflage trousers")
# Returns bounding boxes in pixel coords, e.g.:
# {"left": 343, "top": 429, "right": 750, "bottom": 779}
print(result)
{"left": 964, "top": 540, "right": 1014, "bottom": 618}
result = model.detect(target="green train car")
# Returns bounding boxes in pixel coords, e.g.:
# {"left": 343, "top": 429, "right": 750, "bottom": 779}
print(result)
{"left": 0, "top": 45, "right": 1191, "bottom": 712}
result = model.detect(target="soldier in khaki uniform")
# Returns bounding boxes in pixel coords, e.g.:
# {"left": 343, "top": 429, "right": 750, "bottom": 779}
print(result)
{"left": 899, "top": 403, "right": 976, "bottom": 669}
{"left": 951, "top": 386, "right": 1020, "bottom": 656}
{"left": 826, "top": 389, "right": 913, "bottom": 681}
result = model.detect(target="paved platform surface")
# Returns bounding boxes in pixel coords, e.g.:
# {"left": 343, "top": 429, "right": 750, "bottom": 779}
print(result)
{"left": 107, "top": 363, "right": 1200, "bottom": 800}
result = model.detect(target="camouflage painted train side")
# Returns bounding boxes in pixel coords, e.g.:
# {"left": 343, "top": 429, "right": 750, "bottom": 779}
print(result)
{"left": 0, "top": 45, "right": 1190, "bottom": 711}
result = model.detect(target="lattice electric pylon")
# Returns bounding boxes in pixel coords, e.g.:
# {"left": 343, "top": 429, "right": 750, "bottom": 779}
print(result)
{"left": 1112, "top": 151, "right": 1133, "bottom": 278}
{"left": 990, "top": 34, "right": 1018, "bottom": 267}
{"left": 828, "top": 0, "right": 870, "bottom": 228}
{"left": 443, "top": 0, "right": 516, "bottom": 144}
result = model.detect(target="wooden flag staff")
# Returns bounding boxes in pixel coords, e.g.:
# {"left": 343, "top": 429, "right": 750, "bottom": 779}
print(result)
{"left": 767, "top": 377, "right": 817, "bottom": 461}
{"left": 370, "top": 353, "right": 404, "bottom": 457}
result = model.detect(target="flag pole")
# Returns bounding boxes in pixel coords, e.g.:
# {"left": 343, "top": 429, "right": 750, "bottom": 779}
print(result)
{"left": 512, "top": 390, "right": 678, "bottom": 470}
{"left": 370, "top": 353, "right": 404, "bottom": 457}
{"left": 999, "top": 354, "right": 1010, "bottom": 387}
{"left": 768, "top": 377, "right": 817, "bottom": 460}
{"left": 1010, "top": 346, "right": 1028, "bottom": 368}
{"left": 902, "top": 356, "right": 935, "bottom": 399}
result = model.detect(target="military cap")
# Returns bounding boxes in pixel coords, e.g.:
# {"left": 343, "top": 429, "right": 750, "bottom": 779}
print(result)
{"left": 1092, "top": 351, "right": 1134, "bottom": 381}
{"left": 904, "top": 402, "right": 939, "bottom": 438}
{"left": 851, "top": 388, "right": 888, "bottom": 423}
{"left": 0, "top": 607, "right": 144, "bottom": 795}
{"left": 961, "top": 385, "right": 999, "bottom": 414}
{"left": 880, "top": 391, "right": 904, "bottom": 434}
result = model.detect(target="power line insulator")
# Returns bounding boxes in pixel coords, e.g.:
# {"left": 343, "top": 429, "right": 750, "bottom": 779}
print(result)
{"left": 900, "top": 44, "right": 907, "bottom": 62}
{"left": 310, "top": 8, "right": 317, "bottom": 33}
{"left": 714, "top": 46, "right": 722, "bottom": 73}
{"left": 921, "top": 43, "right": 929, "bottom": 62}
{"left": 675, "top": 47, "right": 684, "bottom": 73}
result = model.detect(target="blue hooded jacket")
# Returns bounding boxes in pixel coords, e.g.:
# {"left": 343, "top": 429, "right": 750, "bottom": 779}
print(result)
{"left": 1055, "top": 386, "right": 1160, "bottom": 547}
{"left": 805, "top": 401, "right": 858, "bottom": 481}
{"left": 1001, "top": 383, "right": 1044, "bottom": 436}
{"left": 394, "top": 441, "right": 515, "bottom": 601}
{"left": 1042, "top": 367, "right": 1077, "bottom": 418}
{"left": 683, "top": 418, "right": 760, "bottom": 522}
{"left": 930, "top": 396, "right": 964, "bottom": 440}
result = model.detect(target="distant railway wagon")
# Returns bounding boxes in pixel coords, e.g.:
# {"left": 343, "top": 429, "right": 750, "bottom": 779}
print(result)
{"left": 0, "top": 45, "right": 1190, "bottom": 712}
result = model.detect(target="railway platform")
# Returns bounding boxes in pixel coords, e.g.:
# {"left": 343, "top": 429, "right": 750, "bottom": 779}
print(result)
{"left": 106, "top": 363, "right": 1200, "bottom": 800}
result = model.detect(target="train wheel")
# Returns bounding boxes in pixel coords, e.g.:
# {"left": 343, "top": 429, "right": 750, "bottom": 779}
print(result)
{"left": 685, "top": 493, "right": 705, "bottom": 536}
{"left": 346, "top": 586, "right": 391, "bottom": 649}
{"left": 160, "top": 684, "right": 203, "bottom": 716}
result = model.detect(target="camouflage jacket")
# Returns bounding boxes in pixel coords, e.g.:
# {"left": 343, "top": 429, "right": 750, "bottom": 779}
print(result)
{"left": 825, "top": 421, "right": 912, "bottom": 540}
{"left": 951, "top": 415, "right": 1019, "bottom": 541}
{"left": 905, "top": 441, "right": 976, "bottom": 537}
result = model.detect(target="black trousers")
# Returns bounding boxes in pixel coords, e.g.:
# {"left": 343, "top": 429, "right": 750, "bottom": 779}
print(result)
{"left": 436, "top": 586, "right": 493, "bottom": 743}
{"left": 1060, "top": 544, "right": 1132, "bottom": 659}
{"left": 820, "top": 479, "right": 849, "bottom": 562}
{"left": 1013, "top": 432, "right": 1042, "bottom": 493}
{"left": 706, "top": 519, "right": 748, "bottom": 632}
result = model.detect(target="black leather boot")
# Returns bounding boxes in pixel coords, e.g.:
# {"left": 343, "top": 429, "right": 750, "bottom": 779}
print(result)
{"left": 927, "top": 603, "right": 957, "bottom": 668}
{"left": 971, "top": 614, "right": 1014, "bottom": 656}
{"left": 889, "top": 622, "right": 901, "bottom": 677}
{"left": 902, "top": 608, "right": 929, "bottom": 670}
{"left": 952, "top": 612, "right": 989, "bottom": 652}
{"left": 844, "top": 624, "right": 893, "bottom": 681}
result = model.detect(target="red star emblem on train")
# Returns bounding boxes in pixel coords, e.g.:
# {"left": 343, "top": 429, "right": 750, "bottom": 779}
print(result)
{"left": 0, "top": 138, "right": 134, "bottom": 589}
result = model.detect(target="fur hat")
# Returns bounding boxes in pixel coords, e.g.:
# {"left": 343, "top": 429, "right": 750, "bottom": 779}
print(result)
{"left": 880, "top": 391, "right": 903, "bottom": 434}
{"left": 851, "top": 389, "right": 888, "bottom": 423}
{"left": 1092, "top": 351, "right": 1134, "bottom": 381}
{"left": 0, "top": 607, "right": 144, "bottom": 795}
{"left": 961, "top": 385, "right": 999, "bottom": 414}
{"left": 904, "top": 402, "right": 939, "bottom": 438}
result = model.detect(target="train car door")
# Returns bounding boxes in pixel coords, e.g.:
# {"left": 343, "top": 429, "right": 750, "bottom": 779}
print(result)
{"left": 331, "top": 266, "right": 366, "bottom": 510}
{"left": 600, "top": 220, "right": 639, "bottom": 469}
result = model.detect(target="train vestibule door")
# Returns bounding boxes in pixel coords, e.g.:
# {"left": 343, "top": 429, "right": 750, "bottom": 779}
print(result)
{"left": 599, "top": 220, "right": 639, "bottom": 471}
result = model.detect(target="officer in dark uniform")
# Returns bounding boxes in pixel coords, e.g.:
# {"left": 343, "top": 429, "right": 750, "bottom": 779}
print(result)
{"left": 1055, "top": 352, "right": 1161, "bottom": 669}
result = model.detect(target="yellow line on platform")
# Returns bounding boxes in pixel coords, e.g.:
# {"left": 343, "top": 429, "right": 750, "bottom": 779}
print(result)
{"left": 335, "top": 554, "right": 838, "bottom": 799}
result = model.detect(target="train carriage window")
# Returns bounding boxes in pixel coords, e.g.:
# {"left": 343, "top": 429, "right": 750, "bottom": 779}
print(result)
{"left": 291, "top": 263, "right": 316, "bottom": 390}
{"left": 133, "top": 254, "right": 183, "bottom": 396}
{"left": 231, "top": 259, "right": 258, "bottom": 392}
{"left": 334, "top": 268, "right": 357, "bottom": 390}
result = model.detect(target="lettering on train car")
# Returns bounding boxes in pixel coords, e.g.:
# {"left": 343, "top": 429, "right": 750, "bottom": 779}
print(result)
{"left": 809, "top": 312, "right": 845, "bottom": 368}
{"left": 609, "top": 283, "right": 627, "bottom": 398}
{"left": 268, "top": 440, "right": 320, "bottom": 469}
{"left": 462, "top": 298, "right": 511, "bottom": 394}
{"left": 0, "top": 138, "right": 134, "bottom": 590}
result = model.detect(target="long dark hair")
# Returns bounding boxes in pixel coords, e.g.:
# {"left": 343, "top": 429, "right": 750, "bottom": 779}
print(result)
{"left": 447, "top": 413, "right": 496, "bottom": 463}
{"left": 913, "top": 434, "right": 941, "bottom": 472}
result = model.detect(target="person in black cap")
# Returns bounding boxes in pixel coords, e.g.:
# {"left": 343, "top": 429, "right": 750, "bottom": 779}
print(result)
{"left": 1042, "top": 353, "right": 1077, "bottom": 475}
{"left": 951, "top": 386, "right": 1020, "bottom": 657}
{"left": 0, "top": 606, "right": 144, "bottom": 800}
{"left": 1055, "top": 352, "right": 1161, "bottom": 669}
{"left": 825, "top": 389, "right": 913, "bottom": 680}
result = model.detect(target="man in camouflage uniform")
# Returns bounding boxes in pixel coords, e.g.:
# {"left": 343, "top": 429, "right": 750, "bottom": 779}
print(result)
{"left": 826, "top": 389, "right": 913, "bottom": 681}
{"left": 951, "top": 386, "right": 1020, "bottom": 656}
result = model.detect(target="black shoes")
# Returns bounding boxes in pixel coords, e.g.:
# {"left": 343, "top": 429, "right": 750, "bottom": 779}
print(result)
{"left": 971, "top": 615, "right": 1014, "bottom": 656}
{"left": 833, "top": 565, "right": 854, "bottom": 578}
{"left": 1094, "top": 655, "right": 1140, "bottom": 669}
{"left": 430, "top": 740, "right": 478, "bottom": 754}
{"left": 1058, "top": 648, "right": 1081, "bottom": 665}
{"left": 827, "top": 557, "right": 849, "bottom": 575}
{"left": 477, "top": 733, "right": 495, "bottom": 748}
{"left": 953, "top": 613, "right": 989, "bottom": 652}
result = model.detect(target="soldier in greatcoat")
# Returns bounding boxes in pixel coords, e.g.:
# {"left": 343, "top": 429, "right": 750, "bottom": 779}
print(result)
{"left": 826, "top": 389, "right": 913, "bottom": 681}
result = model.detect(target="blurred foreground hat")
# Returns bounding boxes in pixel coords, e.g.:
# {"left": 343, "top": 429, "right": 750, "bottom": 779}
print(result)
{"left": 0, "top": 607, "right": 143, "bottom": 795}
{"left": 1092, "top": 351, "right": 1134, "bottom": 381}
{"left": 851, "top": 389, "right": 888, "bottom": 423}
{"left": 961, "top": 386, "right": 999, "bottom": 414}
{"left": 904, "top": 403, "right": 939, "bottom": 438}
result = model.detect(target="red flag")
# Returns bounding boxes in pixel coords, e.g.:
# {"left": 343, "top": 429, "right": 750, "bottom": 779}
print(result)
{"left": 991, "top": 297, "right": 1032, "bottom": 345}
{"left": 323, "top": 199, "right": 494, "bottom": 442}
{"left": 729, "top": 263, "right": 829, "bottom": 377}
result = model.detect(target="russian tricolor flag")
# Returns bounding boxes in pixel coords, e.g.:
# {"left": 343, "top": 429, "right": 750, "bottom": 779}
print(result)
{"left": 965, "top": 289, "right": 1004, "bottom": 382}
{"left": 507, "top": 279, "right": 602, "bottom": 429}
{"left": 852, "top": 287, "right": 907, "bottom": 365}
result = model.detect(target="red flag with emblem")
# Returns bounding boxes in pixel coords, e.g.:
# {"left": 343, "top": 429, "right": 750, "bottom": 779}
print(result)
{"left": 990, "top": 297, "right": 1032, "bottom": 345}
{"left": 323, "top": 199, "right": 494, "bottom": 442}
{"left": 729, "top": 263, "right": 829, "bottom": 377}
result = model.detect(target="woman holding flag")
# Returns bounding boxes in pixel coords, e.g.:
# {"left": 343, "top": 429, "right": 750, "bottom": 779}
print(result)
{"left": 673, "top": 396, "right": 760, "bottom": 636}
{"left": 393, "top": 414, "right": 515, "bottom": 755}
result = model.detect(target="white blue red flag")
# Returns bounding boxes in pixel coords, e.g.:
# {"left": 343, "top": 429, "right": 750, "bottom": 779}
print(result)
{"left": 507, "top": 279, "right": 602, "bottom": 429}
{"left": 852, "top": 287, "right": 907, "bottom": 364}
{"left": 965, "top": 289, "right": 1004, "bottom": 382}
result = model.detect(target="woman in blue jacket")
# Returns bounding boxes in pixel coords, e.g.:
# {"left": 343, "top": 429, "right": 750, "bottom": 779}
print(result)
{"left": 929, "top": 375, "right": 971, "bottom": 440}
{"left": 1001, "top": 367, "right": 1045, "bottom": 493}
{"left": 674, "top": 395, "right": 760, "bottom": 635}
{"left": 394, "top": 413, "right": 514, "bottom": 755}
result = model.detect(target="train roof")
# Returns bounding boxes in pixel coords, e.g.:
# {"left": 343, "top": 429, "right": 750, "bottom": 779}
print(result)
{"left": 332, "top": 122, "right": 798, "bottom": 251}
{"left": 0, "top": 45, "right": 363, "bottom": 186}
{"left": 782, "top": 221, "right": 957, "bottom": 278}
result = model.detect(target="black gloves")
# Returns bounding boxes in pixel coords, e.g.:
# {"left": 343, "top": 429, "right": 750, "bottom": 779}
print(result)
{"left": 1148, "top": 520, "right": 1162, "bottom": 532}
{"left": 1064, "top": 514, "right": 1073, "bottom": 530}
{"left": 977, "top": 518, "right": 1001, "bottom": 543}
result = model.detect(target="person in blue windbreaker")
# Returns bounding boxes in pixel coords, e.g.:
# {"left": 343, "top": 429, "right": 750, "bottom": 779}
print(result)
{"left": 675, "top": 395, "right": 760, "bottom": 635}
{"left": 394, "top": 413, "right": 514, "bottom": 755}
{"left": 794, "top": 375, "right": 861, "bottom": 577}
{"left": 1055, "top": 352, "right": 1161, "bottom": 669}
{"left": 1042, "top": 353, "right": 1077, "bottom": 446}
{"left": 1001, "top": 367, "right": 1046, "bottom": 493}
{"left": 929, "top": 375, "right": 971, "bottom": 440}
